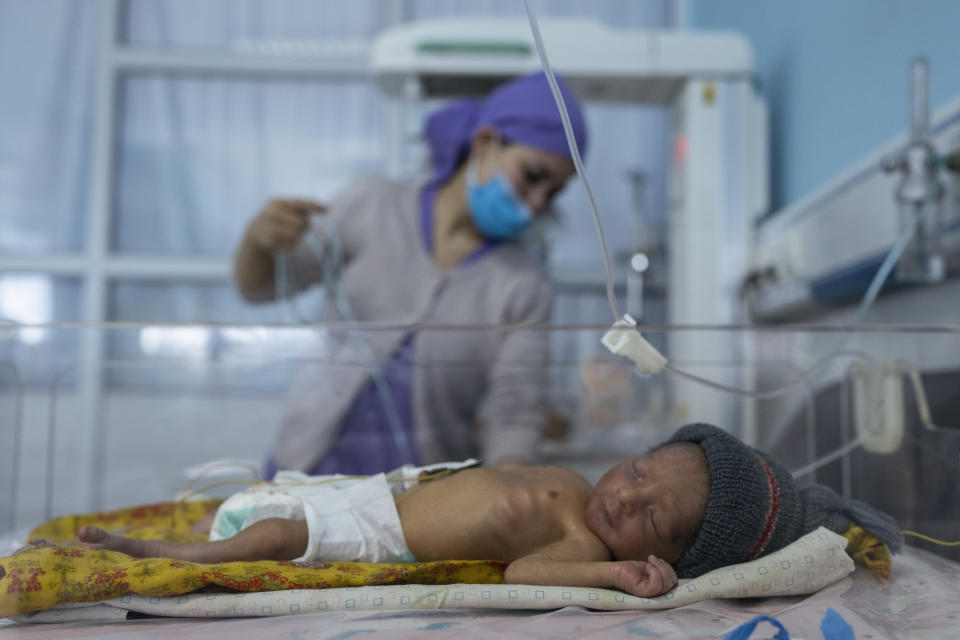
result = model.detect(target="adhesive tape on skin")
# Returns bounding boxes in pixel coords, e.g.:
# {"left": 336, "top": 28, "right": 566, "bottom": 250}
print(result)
{"left": 601, "top": 314, "right": 668, "bottom": 374}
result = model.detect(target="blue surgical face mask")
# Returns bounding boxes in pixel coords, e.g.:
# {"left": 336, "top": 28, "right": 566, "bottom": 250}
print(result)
{"left": 466, "top": 160, "right": 533, "bottom": 242}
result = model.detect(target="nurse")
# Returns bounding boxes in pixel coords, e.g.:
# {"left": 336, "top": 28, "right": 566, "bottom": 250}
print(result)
{"left": 233, "top": 72, "right": 589, "bottom": 477}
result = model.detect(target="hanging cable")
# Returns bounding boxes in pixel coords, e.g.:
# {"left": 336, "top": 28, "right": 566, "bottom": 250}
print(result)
{"left": 758, "top": 201, "right": 934, "bottom": 450}
{"left": 522, "top": 0, "right": 929, "bottom": 407}
{"left": 901, "top": 531, "right": 960, "bottom": 546}
{"left": 664, "top": 349, "right": 875, "bottom": 401}
{"left": 523, "top": 0, "right": 622, "bottom": 323}
{"left": 898, "top": 358, "right": 952, "bottom": 432}
{"left": 274, "top": 217, "right": 415, "bottom": 466}
{"left": 520, "top": 3, "right": 957, "bottom": 500}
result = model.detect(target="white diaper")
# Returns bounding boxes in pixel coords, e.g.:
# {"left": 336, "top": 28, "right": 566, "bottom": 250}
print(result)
{"left": 209, "top": 460, "right": 478, "bottom": 564}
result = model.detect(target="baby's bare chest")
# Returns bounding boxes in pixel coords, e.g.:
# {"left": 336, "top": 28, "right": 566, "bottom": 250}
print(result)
{"left": 397, "top": 466, "right": 595, "bottom": 562}
{"left": 488, "top": 482, "right": 580, "bottom": 524}
{"left": 484, "top": 472, "right": 592, "bottom": 549}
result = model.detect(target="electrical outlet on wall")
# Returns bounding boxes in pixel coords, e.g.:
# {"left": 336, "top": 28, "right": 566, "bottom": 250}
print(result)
{"left": 852, "top": 361, "right": 904, "bottom": 454}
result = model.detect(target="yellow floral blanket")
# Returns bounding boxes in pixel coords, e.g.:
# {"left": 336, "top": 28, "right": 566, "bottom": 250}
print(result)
{"left": 0, "top": 500, "right": 505, "bottom": 618}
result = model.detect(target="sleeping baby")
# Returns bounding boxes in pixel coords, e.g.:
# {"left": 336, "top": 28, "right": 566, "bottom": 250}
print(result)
{"left": 77, "top": 423, "right": 903, "bottom": 597}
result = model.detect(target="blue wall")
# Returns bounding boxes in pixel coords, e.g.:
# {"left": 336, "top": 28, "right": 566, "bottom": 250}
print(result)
{"left": 691, "top": 0, "right": 960, "bottom": 211}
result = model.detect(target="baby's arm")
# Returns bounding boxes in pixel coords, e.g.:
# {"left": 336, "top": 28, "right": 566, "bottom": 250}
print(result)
{"left": 504, "top": 540, "right": 678, "bottom": 598}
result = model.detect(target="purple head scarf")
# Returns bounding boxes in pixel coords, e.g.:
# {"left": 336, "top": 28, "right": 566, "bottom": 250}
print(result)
{"left": 423, "top": 71, "right": 588, "bottom": 189}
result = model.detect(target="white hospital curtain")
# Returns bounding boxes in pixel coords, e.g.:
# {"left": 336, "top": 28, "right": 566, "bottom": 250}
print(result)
{"left": 0, "top": 1, "right": 97, "bottom": 254}
{"left": 0, "top": 0, "right": 672, "bottom": 327}
{"left": 413, "top": 0, "right": 667, "bottom": 25}
{"left": 123, "top": 0, "right": 387, "bottom": 48}
{"left": 114, "top": 76, "right": 383, "bottom": 256}
{"left": 0, "top": 2, "right": 91, "bottom": 385}
{"left": 115, "top": 1, "right": 388, "bottom": 257}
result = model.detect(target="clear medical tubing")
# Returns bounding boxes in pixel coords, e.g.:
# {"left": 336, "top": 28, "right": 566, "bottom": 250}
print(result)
{"left": 274, "top": 220, "right": 415, "bottom": 466}
{"left": 522, "top": 0, "right": 623, "bottom": 323}
{"left": 521, "top": 1, "right": 940, "bottom": 479}
{"left": 522, "top": 0, "right": 930, "bottom": 404}
{"left": 666, "top": 201, "right": 926, "bottom": 404}
{"left": 761, "top": 202, "right": 930, "bottom": 469}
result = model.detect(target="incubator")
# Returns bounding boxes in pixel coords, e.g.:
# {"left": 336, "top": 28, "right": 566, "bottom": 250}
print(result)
{"left": 2, "top": 5, "right": 957, "bottom": 586}
{"left": 1, "top": 6, "right": 958, "bottom": 636}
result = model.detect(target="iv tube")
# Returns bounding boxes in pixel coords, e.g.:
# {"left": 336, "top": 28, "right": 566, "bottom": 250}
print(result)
{"left": 522, "top": 2, "right": 956, "bottom": 486}
{"left": 666, "top": 202, "right": 925, "bottom": 401}
{"left": 522, "top": 1, "right": 934, "bottom": 405}
{"left": 272, "top": 9, "right": 937, "bottom": 478}
{"left": 758, "top": 200, "right": 933, "bottom": 453}
{"left": 274, "top": 219, "right": 416, "bottom": 466}
{"left": 522, "top": 0, "right": 622, "bottom": 322}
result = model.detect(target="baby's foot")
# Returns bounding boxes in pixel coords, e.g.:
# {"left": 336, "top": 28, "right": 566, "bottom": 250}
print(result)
{"left": 77, "top": 526, "right": 152, "bottom": 557}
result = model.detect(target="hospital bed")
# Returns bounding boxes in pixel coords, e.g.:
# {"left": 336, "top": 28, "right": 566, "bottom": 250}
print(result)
{"left": 1, "top": 322, "right": 958, "bottom": 638}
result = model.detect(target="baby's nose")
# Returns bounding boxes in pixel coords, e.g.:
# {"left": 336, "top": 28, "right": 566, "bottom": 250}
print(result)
{"left": 617, "top": 486, "right": 648, "bottom": 515}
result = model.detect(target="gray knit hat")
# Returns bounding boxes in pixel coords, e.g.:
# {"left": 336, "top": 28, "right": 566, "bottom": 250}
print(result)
{"left": 668, "top": 423, "right": 903, "bottom": 579}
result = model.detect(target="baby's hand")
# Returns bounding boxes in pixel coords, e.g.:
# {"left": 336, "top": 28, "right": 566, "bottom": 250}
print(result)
{"left": 610, "top": 555, "right": 678, "bottom": 597}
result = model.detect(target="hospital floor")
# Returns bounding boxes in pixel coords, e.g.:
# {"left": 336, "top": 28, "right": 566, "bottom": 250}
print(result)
{"left": 2, "top": 546, "right": 958, "bottom": 640}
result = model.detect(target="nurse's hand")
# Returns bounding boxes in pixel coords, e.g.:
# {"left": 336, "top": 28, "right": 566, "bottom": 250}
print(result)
{"left": 246, "top": 198, "right": 327, "bottom": 253}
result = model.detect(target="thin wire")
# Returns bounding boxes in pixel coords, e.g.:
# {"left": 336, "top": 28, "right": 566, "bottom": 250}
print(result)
{"left": 790, "top": 354, "right": 896, "bottom": 479}
{"left": 307, "top": 222, "right": 416, "bottom": 465}
{"left": 522, "top": 3, "right": 936, "bottom": 493}
{"left": 852, "top": 202, "right": 925, "bottom": 325}
{"left": 758, "top": 199, "right": 933, "bottom": 451}
{"left": 274, "top": 217, "right": 415, "bottom": 465}
{"left": 271, "top": 467, "right": 460, "bottom": 488}
{"left": 275, "top": 251, "right": 311, "bottom": 323}
{"left": 178, "top": 460, "right": 261, "bottom": 496}
{"left": 899, "top": 358, "right": 952, "bottom": 431}
{"left": 176, "top": 478, "right": 258, "bottom": 502}
{"left": 804, "top": 371, "right": 818, "bottom": 483}
{"left": 523, "top": 0, "right": 622, "bottom": 322}
{"left": 790, "top": 434, "right": 866, "bottom": 479}
{"left": 664, "top": 349, "right": 875, "bottom": 400}
{"left": 791, "top": 344, "right": 919, "bottom": 480}
{"left": 664, "top": 204, "right": 924, "bottom": 404}
{"left": 522, "top": 0, "right": 928, "bottom": 417}
{"left": 901, "top": 530, "right": 960, "bottom": 546}
{"left": 175, "top": 467, "right": 463, "bottom": 503}
{"left": 16, "top": 319, "right": 960, "bottom": 333}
